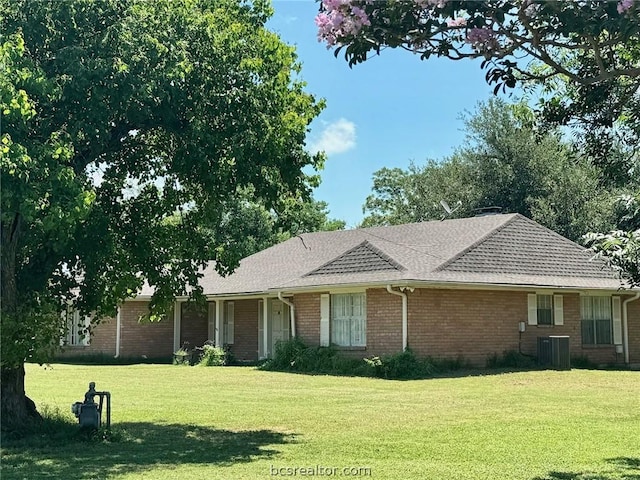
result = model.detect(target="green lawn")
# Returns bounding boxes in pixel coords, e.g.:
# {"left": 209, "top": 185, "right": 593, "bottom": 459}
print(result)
{"left": 2, "top": 364, "right": 639, "bottom": 480}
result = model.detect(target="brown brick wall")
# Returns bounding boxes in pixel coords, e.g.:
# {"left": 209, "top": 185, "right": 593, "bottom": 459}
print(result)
{"left": 292, "top": 288, "right": 631, "bottom": 367}
{"left": 628, "top": 297, "right": 640, "bottom": 366}
{"left": 59, "top": 289, "right": 640, "bottom": 366}
{"left": 57, "top": 316, "right": 117, "bottom": 358}
{"left": 408, "top": 288, "right": 525, "bottom": 366}
{"left": 366, "top": 288, "right": 403, "bottom": 355}
{"left": 410, "top": 289, "right": 625, "bottom": 366}
{"left": 293, "top": 293, "right": 321, "bottom": 346}
{"left": 180, "top": 302, "right": 208, "bottom": 349}
{"left": 119, "top": 301, "right": 174, "bottom": 359}
{"left": 230, "top": 299, "right": 259, "bottom": 362}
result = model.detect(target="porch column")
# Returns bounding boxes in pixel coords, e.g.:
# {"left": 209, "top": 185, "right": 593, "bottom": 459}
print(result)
{"left": 263, "top": 296, "right": 269, "bottom": 358}
{"left": 173, "top": 301, "right": 182, "bottom": 352}
{"left": 207, "top": 301, "right": 215, "bottom": 341}
{"left": 215, "top": 300, "right": 222, "bottom": 346}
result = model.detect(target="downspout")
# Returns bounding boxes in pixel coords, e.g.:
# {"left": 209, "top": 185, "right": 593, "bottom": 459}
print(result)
{"left": 623, "top": 291, "right": 640, "bottom": 365}
{"left": 114, "top": 306, "right": 121, "bottom": 358}
{"left": 278, "top": 292, "right": 296, "bottom": 338}
{"left": 386, "top": 285, "right": 408, "bottom": 351}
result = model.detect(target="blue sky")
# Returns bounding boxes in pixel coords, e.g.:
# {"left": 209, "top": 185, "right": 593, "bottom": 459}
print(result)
{"left": 268, "top": 1, "right": 497, "bottom": 228}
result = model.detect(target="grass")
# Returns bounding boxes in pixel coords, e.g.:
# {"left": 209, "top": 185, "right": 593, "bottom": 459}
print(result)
{"left": 1, "top": 364, "right": 639, "bottom": 480}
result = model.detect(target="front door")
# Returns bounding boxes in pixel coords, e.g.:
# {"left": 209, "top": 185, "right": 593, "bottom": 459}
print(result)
{"left": 258, "top": 299, "right": 290, "bottom": 359}
{"left": 270, "top": 300, "right": 290, "bottom": 354}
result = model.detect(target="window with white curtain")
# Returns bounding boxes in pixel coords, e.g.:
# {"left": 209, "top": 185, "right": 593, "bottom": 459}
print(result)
{"left": 63, "top": 309, "right": 91, "bottom": 346}
{"left": 331, "top": 293, "right": 366, "bottom": 347}
{"left": 581, "top": 296, "right": 612, "bottom": 345}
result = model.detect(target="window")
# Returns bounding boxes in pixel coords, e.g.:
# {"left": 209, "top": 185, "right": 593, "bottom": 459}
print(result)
{"left": 537, "top": 295, "right": 553, "bottom": 325}
{"left": 330, "top": 293, "right": 366, "bottom": 347}
{"left": 581, "top": 296, "right": 612, "bottom": 345}
{"left": 528, "top": 293, "right": 563, "bottom": 326}
{"left": 62, "top": 309, "right": 90, "bottom": 346}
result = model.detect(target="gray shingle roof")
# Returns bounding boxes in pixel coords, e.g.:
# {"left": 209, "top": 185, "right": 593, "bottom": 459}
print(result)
{"left": 439, "top": 215, "right": 615, "bottom": 279}
{"left": 306, "top": 240, "right": 405, "bottom": 276}
{"left": 182, "top": 213, "right": 626, "bottom": 297}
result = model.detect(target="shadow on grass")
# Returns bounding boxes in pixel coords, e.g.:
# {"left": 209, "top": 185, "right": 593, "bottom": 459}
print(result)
{"left": 1, "top": 422, "right": 296, "bottom": 480}
{"left": 532, "top": 457, "right": 640, "bottom": 480}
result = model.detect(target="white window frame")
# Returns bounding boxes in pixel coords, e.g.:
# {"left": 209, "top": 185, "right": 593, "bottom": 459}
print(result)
{"left": 528, "top": 293, "right": 564, "bottom": 326}
{"left": 580, "top": 295, "right": 617, "bottom": 346}
{"left": 63, "top": 309, "right": 91, "bottom": 346}
{"left": 330, "top": 292, "right": 366, "bottom": 347}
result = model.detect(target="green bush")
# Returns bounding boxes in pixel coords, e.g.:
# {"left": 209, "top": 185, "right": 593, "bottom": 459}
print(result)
{"left": 429, "top": 355, "right": 472, "bottom": 371}
{"left": 266, "top": 336, "right": 309, "bottom": 370}
{"left": 486, "top": 350, "right": 536, "bottom": 369}
{"left": 172, "top": 348, "right": 192, "bottom": 366}
{"left": 365, "top": 349, "right": 438, "bottom": 379}
{"left": 264, "top": 339, "right": 457, "bottom": 380}
{"left": 198, "top": 345, "right": 227, "bottom": 366}
{"left": 571, "top": 355, "right": 599, "bottom": 369}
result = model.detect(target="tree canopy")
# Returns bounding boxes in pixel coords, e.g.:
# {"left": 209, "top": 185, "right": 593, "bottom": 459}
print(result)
{"left": 362, "top": 99, "right": 635, "bottom": 244}
{"left": 316, "top": 0, "right": 640, "bottom": 286}
{"left": 0, "top": 0, "right": 324, "bottom": 428}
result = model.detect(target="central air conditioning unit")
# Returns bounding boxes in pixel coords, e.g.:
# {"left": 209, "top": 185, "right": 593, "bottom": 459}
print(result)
{"left": 537, "top": 336, "right": 570, "bottom": 370}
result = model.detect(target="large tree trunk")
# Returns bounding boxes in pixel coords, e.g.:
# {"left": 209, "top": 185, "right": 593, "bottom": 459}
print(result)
{"left": 0, "top": 364, "right": 41, "bottom": 432}
{"left": 1, "top": 213, "right": 41, "bottom": 432}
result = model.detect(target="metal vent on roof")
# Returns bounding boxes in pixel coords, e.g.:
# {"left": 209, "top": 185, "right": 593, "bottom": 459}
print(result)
{"left": 474, "top": 206, "right": 503, "bottom": 217}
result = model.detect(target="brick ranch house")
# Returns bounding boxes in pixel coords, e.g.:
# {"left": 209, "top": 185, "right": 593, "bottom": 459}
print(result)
{"left": 61, "top": 214, "right": 640, "bottom": 368}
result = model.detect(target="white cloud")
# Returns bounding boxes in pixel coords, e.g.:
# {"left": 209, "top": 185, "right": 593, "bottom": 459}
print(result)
{"left": 309, "top": 118, "right": 356, "bottom": 156}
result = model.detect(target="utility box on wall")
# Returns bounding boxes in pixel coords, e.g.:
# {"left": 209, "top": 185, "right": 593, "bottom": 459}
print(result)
{"left": 537, "top": 336, "right": 570, "bottom": 370}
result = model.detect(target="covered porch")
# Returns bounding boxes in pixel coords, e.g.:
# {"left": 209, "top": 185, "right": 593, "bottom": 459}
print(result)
{"left": 172, "top": 297, "right": 294, "bottom": 361}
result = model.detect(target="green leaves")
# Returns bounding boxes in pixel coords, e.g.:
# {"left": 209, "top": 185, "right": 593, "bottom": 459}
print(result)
{"left": 1, "top": 0, "right": 324, "bottom": 366}
{"left": 361, "top": 99, "right": 633, "bottom": 244}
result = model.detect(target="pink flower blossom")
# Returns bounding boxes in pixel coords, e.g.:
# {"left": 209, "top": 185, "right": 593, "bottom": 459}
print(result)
{"left": 466, "top": 27, "right": 497, "bottom": 51}
{"left": 523, "top": 0, "right": 539, "bottom": 18}
{"left": 617, "top": 0, "right": 634, "bottom": 13}
{"left": 446, "top": 17, "right": 467, "bottom": 27}
{"left": 315, "top": 0, "right": 372, "bottom": 47}
{"left": 466, "top": 27, "right": 493, "bottom": 44}
{"left": 414, "top": 0, "right": 448, "bottom": 8}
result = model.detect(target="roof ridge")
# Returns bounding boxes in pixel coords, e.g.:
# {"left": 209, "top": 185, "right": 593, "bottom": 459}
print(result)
{"left": 434, "top": 214, "right": 521, "bottom": 272}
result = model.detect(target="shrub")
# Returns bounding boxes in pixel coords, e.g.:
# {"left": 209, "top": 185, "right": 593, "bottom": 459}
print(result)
{"left": 265, "top": 339, "right": 447, "bottom": 379}
{"left": 264, "top": 337, "right": 309, "bottom": 370}
{"left": 365, "top": 349, "right": 438, "bottom": 379}
{"left": 429, "top": 355, "right": 472, "bottom": 371}
{"left": 172, "top": 348, "right": 192, "bottom": 366}
{"left": 571, "top": 355, "right": 599, "bottom": 369}
{"left": 486, "top": 350, "right": 536, "bottom": 369}
{"left": 198, "top": 345, "right": 226, "bottom": 366}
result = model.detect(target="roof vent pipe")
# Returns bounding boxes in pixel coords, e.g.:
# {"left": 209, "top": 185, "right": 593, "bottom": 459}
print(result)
{"left": 474, "top": 206, "right": 503, "bottom": 217}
